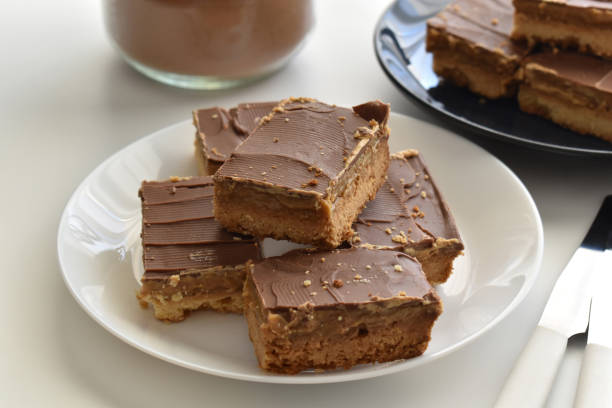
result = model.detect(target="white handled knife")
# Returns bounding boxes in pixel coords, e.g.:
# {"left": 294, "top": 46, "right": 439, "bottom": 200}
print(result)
{"left": 495, "top": 195, "right": 612, "bottom": 408}
{"left": 573, "top": 234, "right": 612, "bottom": 408}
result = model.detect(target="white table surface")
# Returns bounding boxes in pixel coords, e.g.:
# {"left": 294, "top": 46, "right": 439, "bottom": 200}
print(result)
{"left": 2, "top": 1, "right": 611, "bottom": 407}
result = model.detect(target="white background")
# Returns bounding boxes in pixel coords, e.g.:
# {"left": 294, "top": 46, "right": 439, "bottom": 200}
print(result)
{"left": 1, "top": 1, "right": 612, "bottom": 406}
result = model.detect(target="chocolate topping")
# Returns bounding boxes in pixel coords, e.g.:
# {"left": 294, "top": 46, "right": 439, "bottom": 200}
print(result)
{"left": 193, "top": 102, "right": 277, "bottom": 163}
{"left": 524, "top": 51, "right": 612, "bottom": 94}
{"left": 139, "top": 176, "right": 261, "bottom": 279}
{"left": 233, "top": 102, "right": 278, "bottom": 134}
{"left": 250, "top": 247, "right": 433, "bottom": 310}
{"left": 428, "top": 0, "right": 527, "bottom": 58}
{"left": 215, "top": 97, "right": 390, "bottom": 197}
{"left": 518, "top": 0, "right": 612, "bottom": 12}
{"left": 354, "top": 151, "right": 462, "bottom": 250}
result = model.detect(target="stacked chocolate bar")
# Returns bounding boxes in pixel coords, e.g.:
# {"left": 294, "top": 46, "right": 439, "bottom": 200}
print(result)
{"left": 137, "top": 97, "right": 464, "bottom": 374}
{"left": 426, "top": 0, "right": 612, "bottom": 144}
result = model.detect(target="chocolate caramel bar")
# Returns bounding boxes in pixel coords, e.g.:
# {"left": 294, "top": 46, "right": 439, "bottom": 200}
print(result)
{"left": 518, "top": 51, "right": 612, "bottom": 143}
{"left": 243, "top": 247, "right": 442, "bottom": 374}
{"left": 352, "top": 150, "right": 463, "bottom": 285}
{"left": 213, "top": 97, "right": 390, "bottom": 249}
{"left": 137, "top": 176, "right": 261, "bottom": 321}
{"left": 426, "top": 0, "right": 528, "bottom": 98}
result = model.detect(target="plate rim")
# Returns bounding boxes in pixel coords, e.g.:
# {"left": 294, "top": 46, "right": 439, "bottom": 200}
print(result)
{"left": 57, "top": 115, "right": 544, "bottom": 384}
{"left": 373, "top": 4, "right": 612, "bottom": 157}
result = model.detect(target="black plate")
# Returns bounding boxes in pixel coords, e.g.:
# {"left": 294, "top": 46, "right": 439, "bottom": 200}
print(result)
{"left": 374, "top": 2, "right": 612, "bottom": 157}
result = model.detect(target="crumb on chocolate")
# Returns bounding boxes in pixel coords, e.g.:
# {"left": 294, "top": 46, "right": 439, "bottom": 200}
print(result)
{"left": 366, "top": 265, "right": 372, "bottom": 270}
{"left": 491, "top": 18, "right": 499, "bottom": 25}
{"left": 303, "top": 280, "right": 312, "bottom": 287}
{"left": 211, "top": 113, "right": 219, "bottom": 119}
{"left": 421, "top": 191, "right": 427, "bottom": 198}
{"left": 385, "top": 228, "right": 392, "bottom": 235}
{"left": 394, "top": 264, "right": 403, "bottom": 272}
{"left": 210, "top": 147, "right": 224, "bottom": 157}
{"left": 333, "top": 279, "right": 344, "bottom": 288}
{"left": 392, "top": 235, "right": 408, "bottom": 244}
{"left": 320, "top": 257, "right": 326, "bottom": 263}
{"left": 306, "top": 179, "right": 318, "bottom": 186}
{"left": 273, "top": 137, "right": 279, "bottom": 143}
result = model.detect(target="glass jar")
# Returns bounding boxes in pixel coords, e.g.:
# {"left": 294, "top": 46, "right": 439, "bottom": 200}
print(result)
{"left": 103, "top": 0, "right": 314, "bottom": 89}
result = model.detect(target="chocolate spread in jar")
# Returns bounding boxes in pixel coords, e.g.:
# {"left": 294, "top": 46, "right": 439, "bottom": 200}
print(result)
{"left": 103, "top": 0, "right": 314, "bottom": 78}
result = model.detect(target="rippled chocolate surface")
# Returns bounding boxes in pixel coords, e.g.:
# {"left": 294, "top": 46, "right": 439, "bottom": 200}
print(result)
{"left": 215, "top": 97, "right": 390, "bottom": 197}
{"left": 193, "top": 102, "right": 277, "bottom": 162}
{"left": 250, "top": 247, "right": 432, "bottom": 310}
{"left": 354, "top": 151, "right": 462, "bottom": 250}
{"left": 140, "top": 176, "right": 261, "bottom": 280}
{"left": 428, "top": 0, "right": 527, "bottom": 57}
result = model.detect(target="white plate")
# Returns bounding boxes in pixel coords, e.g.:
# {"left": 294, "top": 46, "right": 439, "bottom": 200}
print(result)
{"left": 57, "top": 113, "right": 543, "bottom": 384}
